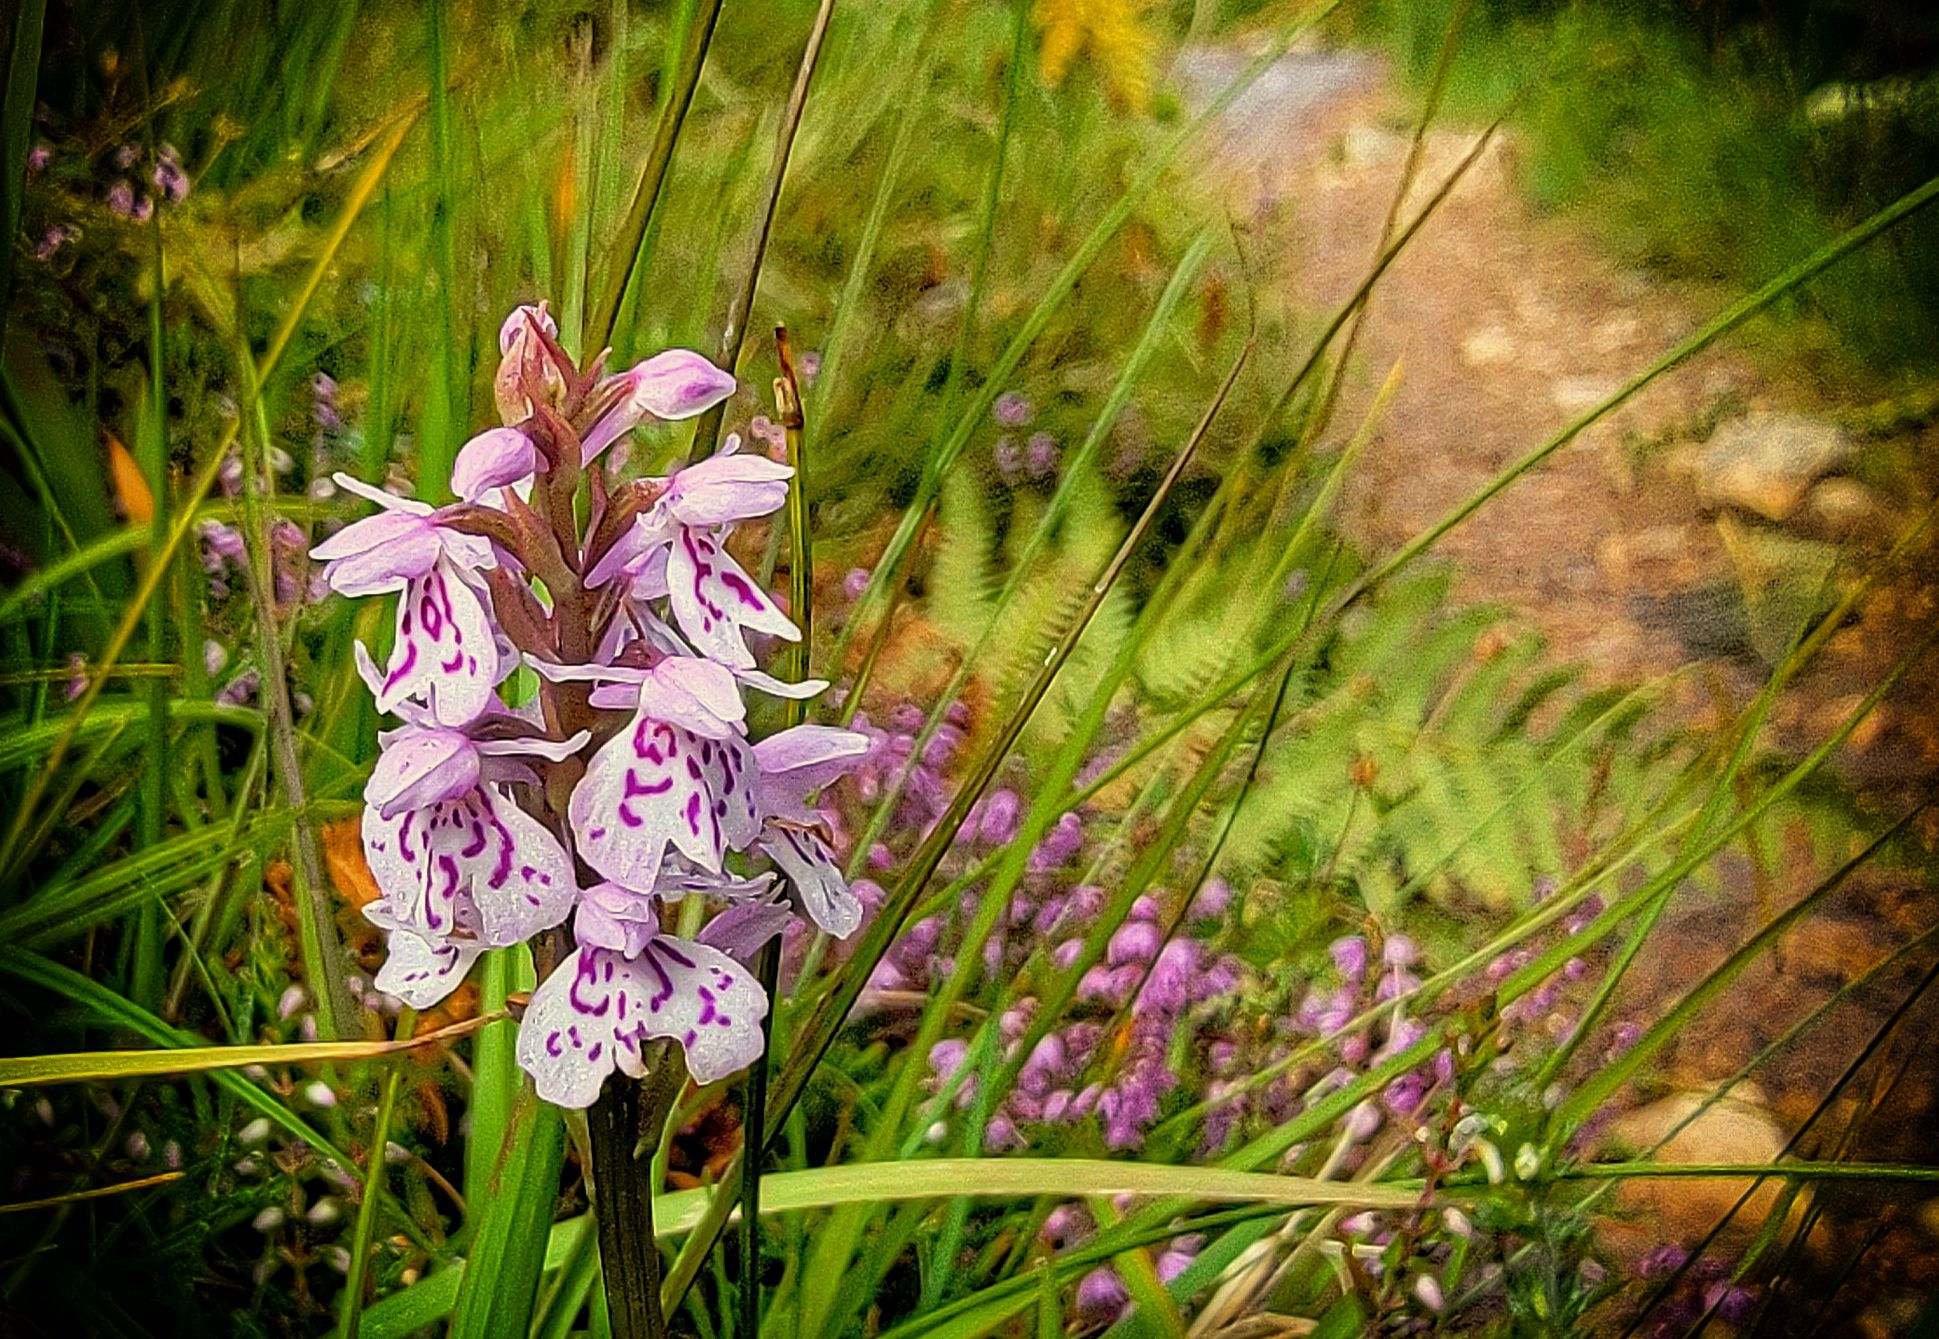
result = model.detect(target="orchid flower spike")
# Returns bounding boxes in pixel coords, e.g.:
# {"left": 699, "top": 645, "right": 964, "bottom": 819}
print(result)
{"left": 528, "top": 655, "right": 761, "bottom": 888}
{"left": 358, "top": 709, "right": 588, "bottom": 1006}
{"left": 587, "top": 436, "right": 800, "bottom": 668}
{"left": 751, "top": 724, "right": 872, "bottom": 937}
{"left": 494, "top": 303, "right": 567, "bottom": 427}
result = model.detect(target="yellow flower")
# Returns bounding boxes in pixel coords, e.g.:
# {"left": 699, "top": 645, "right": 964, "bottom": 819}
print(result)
{"left": 1032, "top": 0, "right": 1156, "bottom": 112}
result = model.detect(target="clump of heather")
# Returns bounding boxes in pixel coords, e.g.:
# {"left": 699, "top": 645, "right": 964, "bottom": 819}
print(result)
{"left": 801, "top": 674, "right": 1651, "bottom": 1330}
{"left": 311, "top": 302, "right": 867, "bottom": 1107}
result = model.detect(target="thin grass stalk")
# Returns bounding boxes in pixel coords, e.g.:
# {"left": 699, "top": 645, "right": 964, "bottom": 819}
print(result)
{"left": 802, "top": 22, "right": 938, "bottom": 439}
{"left": 1303, "top": 0, "right": 1473, "bottom": 445}
{"left": 835, "top": 0, "right": 1031, "bottom": 720}
{"left": 585, "top": 0, "right": 724, "bottom": 354}
{"left": 421, "top": 0, "right": 462, "bottom": 501}
{"left": 1531, "top": 610, "right": 1818, "bottom": 1097}
{"left": 0, "top": 0, "right": 44, "bottom": 343}
{"left": 1563, "top": 804, "right": 1927, "bottom": 1128}
{"left": 339, "top": 1009, "right": 415, "bottom": 1339}
{"left": 1059, "top": 636, "right": 1937, "bottom": 1320}
{"left": 735, "top": 329, "right": 811, "bottom": 1335}
{"left": 1447, "top": 925, "right": 1939, "bottom": 1322}
{"left": 831, "top": 0, "right": 1349, "bottom": 675}
{"left": 795, "top": 342, "right": 1256, "bottom": 1332}
{"left": 135, "top": 69, "right": 172, "bottom": 1007}
{"left": 687, "top": 0, "right": 837, "bottom": 463}
{"left": 0, "top": 112, "right": 416, "bottom": 876}
{"left": 837, "top": 236, "right": 1213, "bottom": 874}
{"left": 234, "top": 338, "right": 356, "bottom": 1040}
{"left": 660, "top": 339, "right": 1251, "bottom": 1319}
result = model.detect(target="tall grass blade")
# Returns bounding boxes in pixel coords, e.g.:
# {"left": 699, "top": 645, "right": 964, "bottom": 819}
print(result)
{"left": 687, "top": 0, "right": 837, "bottom": 462}
{"left": 587, "top": 0, "right": 724, "bottom": 353}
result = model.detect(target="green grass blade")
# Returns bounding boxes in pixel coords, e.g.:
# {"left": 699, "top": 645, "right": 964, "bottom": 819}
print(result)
{"left": 0, "top": 1012, "right": 494, "bottom": 1086}
{"left": 449, "top": 1083, "right": 569, "bottom": 1339}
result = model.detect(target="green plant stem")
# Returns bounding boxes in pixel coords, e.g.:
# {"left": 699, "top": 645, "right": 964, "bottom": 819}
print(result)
{"left": 340, "top": 1008, "right": 416, "bottom": 1339}
{"left": 236, "top": 349, "right": 356, "bottom": 1042}
{"left": 735, "top": 329, "right": 810, "bottom": 1336}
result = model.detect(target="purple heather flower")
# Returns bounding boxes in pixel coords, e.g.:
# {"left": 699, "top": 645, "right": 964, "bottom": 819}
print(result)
{"left": 1376, "top": 968, "right": 1421, "bottom": 1003}
{"left": 1139, "top": 939, "right": 1201, "bottom": 1013}
{"left": 106, "top": 180, "right": 151, "bottom": 221}
{"left": 1638, "top": 1245, "right": 1689, "bottom": 1279}
{"left": 516, "top": 885, "right": 773, "bottom": 1106}
{"left": 992, "top": 436, "right": 1021, "bottom": 483}
{"left": 1156, "top": 1236, "right": 1202, "bottom": 1285}
{"left": 797, "top": 351, "right": 821, "bottom": 382}
{"left": 112, "top": 144, "right": 139, "bottom": 170}
{"left": 1330, "top": 934, "right": 1369, "bottom": 979}
{"left": 152, "top": 145, "right": 189, "bottom": 202}
{"left": 26, "top": 143, "right": 49, "bottom": 173}
{"left": 1075, "top": 1268, "right": 1128, "bottom": 1320}
{"left": 32, "top": 223, "right": 78, "bottom": 260}
{"left": 984, "top": 1114, "right": 1024, "bottom": 1151}
{"left": 992, "top": 391, "right": 1032, "bottom": 427}
{"left": 1024, "top": 432, "right": 1059, "bottom": 478}
{"left": 749, "top": 414, "right": 788, "bottom": 459}
{"left": 1383, "top": 934, "right": 1420, "bottom": 968}
{"left": 216, "top": 668, "right": 259, "bottom": 707}
{"left": 1343, "top": 1101, "right": 1382, "bottom": 1142}
{"left": 1029, "top": 812, "right": 1084, "bottom": 871}
{"left": 1107, "top": 919, "right": 1162, "bottom": 967}
{"left": 1413, "top": 1275, "right": 1445, "bottom": 1312}
{"left": 842, "top": 567, "right": 870, "bottom": 600}
{"left": 1192, "top": 876, "right": 1232, "bottom": 918}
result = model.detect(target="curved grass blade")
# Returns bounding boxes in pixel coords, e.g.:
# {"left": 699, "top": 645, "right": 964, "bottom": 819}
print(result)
{"left": 339, "top": 1010, "right": 415, "bottom": 1339}
{"left": 0, "top": 1012, "right": 498, "bottom": 1088}
{"left": 585, "top": 0, "right": 724, "bottom": 354}
{"left": 0, "top": 109, "right": 417, "bottom": 875}
{"left": 687, "top": 0, "right": 837, "bottom": 462}
{"left": 344, "top": 1162, "right": 1428, "bottom": 1339}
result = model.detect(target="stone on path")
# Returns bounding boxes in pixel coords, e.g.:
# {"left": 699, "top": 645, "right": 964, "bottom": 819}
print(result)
{"left": 1690, "top": 412, "right": 1857, "bottom": 521}
{"left": 1601, "top": 1088, "right": 1805, "bottom": 1259}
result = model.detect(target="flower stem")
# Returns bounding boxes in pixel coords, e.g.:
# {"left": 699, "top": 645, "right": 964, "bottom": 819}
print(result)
{"left": 590, "top": 1077, "right": 666, "bottom": 1339}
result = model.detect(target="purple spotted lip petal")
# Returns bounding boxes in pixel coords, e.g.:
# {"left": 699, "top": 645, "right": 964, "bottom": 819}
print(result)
{"left": 515, "top": 931, "right": 769, "bottom": 1106}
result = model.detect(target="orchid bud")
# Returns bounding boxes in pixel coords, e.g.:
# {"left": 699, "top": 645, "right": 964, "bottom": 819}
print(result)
{"left": 494, "top": 303, "right": 562, "bottom": 426}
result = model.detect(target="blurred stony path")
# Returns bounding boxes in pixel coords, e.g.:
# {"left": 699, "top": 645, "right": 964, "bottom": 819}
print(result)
{"left": 1177, "top": 44, "right": 1936, "bottom": 783}
{"left": 1178, "top": 45, "right": 1939, "bottom": 1318}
